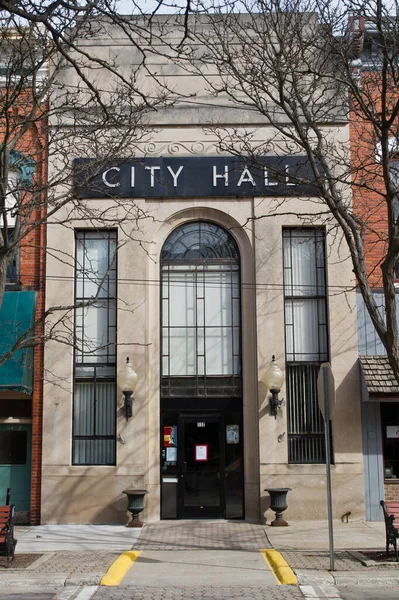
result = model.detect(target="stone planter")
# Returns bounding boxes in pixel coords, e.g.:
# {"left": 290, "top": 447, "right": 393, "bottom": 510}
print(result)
{"left": 123, "top": 489, "right": 148, "bottom": 528}
{"left": 264, "top": 487, "right": 291, "bottom": 527}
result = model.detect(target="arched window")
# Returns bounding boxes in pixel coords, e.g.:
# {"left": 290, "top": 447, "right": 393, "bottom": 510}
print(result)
{"left": 161, "top": 221, "right": 241, "bottom": 397}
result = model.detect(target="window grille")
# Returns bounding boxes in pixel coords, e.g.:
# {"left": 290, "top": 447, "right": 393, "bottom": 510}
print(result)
{"left": 161, "top": 222, "right": 242, "bottom": 398}
{"left": 283, "top": 228, "right": 330, "bottom": 463}
{"left": 73, "top": 230, "right": 117, "bottom": 465}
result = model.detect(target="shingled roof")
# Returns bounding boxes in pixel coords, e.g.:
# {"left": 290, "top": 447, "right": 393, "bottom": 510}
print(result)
{"left": 359, "top": 356, "right": 399, "bottom": 394}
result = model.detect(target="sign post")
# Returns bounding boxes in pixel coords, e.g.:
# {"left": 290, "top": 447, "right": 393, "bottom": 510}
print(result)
{"left": 317, "top": 362, "right": 336, "bottom": 572}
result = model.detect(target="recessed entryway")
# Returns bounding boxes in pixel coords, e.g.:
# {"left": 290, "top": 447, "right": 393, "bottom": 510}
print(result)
{"left": 160, "top": 222, "right": 243, "bottom": 520}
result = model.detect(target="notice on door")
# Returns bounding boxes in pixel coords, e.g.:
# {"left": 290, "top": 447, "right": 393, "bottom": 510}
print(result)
{"left": 195, "top": 444, "right": 208, "bottom": 461}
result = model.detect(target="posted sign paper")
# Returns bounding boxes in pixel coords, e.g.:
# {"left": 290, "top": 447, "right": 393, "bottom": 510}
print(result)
{"left": 195, "top": 445, "right": 208, "bottom": 461}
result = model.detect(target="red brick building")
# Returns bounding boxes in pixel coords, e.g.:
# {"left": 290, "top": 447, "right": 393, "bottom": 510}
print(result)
{"left": 349, "top": 15, "right": 399, "bottom": 518}
{"left": 0, "top": 76, "right": 47, "bottom": 524}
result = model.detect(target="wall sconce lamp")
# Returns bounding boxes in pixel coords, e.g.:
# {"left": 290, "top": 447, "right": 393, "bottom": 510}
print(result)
{"left": 264, "top": 355, "right": 284, "bottom": 419}
{"left": 118, "top": 357, "right": 138, "bottom": 421}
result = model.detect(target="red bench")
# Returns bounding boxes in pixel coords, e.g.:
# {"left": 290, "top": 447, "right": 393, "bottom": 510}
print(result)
{"left": 0, "top": 489, "right": 16, "bottom": 567}
{"left": 380, "top": 500, "right": 399, "bottom": 561}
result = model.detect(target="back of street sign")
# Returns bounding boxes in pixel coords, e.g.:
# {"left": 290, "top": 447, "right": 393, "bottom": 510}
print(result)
{"left": 317, "top": 362, "right": 336, "bottom": 420}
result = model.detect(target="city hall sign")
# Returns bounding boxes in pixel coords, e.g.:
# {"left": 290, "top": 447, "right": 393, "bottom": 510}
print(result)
{"left": 73, "top": 156, "right": 319, "bottom": 199}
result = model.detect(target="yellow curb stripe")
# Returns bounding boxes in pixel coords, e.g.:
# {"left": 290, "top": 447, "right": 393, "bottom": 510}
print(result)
{"left": 260, "top": 549, "right": 297, "bottom": 586}
{"left": 101, "top": 550, "right": 141, "bottom": 586}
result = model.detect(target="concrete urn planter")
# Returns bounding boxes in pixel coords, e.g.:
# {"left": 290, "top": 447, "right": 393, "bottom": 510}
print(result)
{"left": 123, "top": 489, "right": 148, "bottom": 528}
{"left": 265, "top": 487, "right": 292, "bottom": 527}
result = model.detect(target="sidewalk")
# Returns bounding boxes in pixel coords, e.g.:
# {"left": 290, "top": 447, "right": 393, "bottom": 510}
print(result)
{"left": 1, "top": 520, "right": 399, "bottom": 589}
{"left": 267, "top": 519, "right": 399, "bottom": 587}
{"left": 0, "top": 525, "right": 141, "bottom": 587}
{"left": 1, "top": 521, "right": 279, "bottom": 591}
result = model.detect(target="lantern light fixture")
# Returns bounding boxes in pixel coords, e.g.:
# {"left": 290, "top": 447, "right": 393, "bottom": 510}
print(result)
{"left": 264, "top": 355, "right": 284, "bottom": 419}
{"left": 118, "top": 357, "right": 138, "bottom": 421}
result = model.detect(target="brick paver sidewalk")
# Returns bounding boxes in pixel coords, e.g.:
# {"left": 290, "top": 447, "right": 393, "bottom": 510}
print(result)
{"left": 94, "top": 585, "right": 303, "bottom": 599}
{"left": 0, "top": 550, "right": 118, "bottom": 579}
{"left": 133, "top": 521, "right": 271, "bottom": 551}
{"left": 280, "top": 550, "right": 366, "bottom": 571}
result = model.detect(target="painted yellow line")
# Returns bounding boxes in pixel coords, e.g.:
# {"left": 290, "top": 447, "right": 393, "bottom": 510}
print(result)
{"left": 260, "top": 549, "right": 297, "bottom": 585}
{"left": 100, "top": 550, "right": 141, "bottom": 586}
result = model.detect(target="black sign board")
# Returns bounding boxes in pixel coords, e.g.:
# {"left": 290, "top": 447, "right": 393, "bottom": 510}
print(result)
{"left": 73, "top": 156, "right": 319, "bottom": 199}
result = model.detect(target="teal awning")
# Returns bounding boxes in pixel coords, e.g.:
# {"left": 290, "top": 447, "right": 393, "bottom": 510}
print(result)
{"left": 0, "top": 291, "right": 37, "bottom": 395}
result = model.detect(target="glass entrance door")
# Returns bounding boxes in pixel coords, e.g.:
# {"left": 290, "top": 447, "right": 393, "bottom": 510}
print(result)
{"left": 179, "top": 414, "right": 224, "bottom": 518}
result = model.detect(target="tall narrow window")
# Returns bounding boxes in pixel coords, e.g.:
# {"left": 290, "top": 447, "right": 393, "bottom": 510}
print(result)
{"left": 390, "top": 159, "right": 399, "bottom": 279}
{"left": 73, "top": 230, "right": 117, "bottom": 465}
{"left": 5, "top": 230, "right": 19, "bottom": 283}
{"left": 2, "top": 170, "right": 21, "bottom": 283}
{"left": 283, "top": 228, "right": 330, "bottom": 463}
{"left": 161, "top": 221, "right": 241, "bottom": 398}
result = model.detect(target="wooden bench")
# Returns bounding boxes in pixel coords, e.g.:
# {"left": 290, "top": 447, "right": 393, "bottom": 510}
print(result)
{"left": 0, "top": 488, "right": 16, "bottom": 567}
{"left": 380, "top": 500, "right": 399, "bottom": 561}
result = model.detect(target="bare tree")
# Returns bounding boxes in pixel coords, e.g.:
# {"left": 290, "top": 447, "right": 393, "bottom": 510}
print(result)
{"left": 168, "top": 0, "right": 399, "bottom": 381}
{"left": 5, "top": 0, "right": 399, "bottom": 382}
{"left": 0, "top": 3, "right": 184, "bottom": 366}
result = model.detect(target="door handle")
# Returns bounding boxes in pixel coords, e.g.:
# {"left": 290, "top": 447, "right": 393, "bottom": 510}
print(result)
{"left": 181, "top": 461, "right": 187, "bottom": 473}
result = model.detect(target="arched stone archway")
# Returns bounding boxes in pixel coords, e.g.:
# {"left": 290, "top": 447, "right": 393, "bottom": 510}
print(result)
{"left": 145, "top": 207, "right": 259, "bottom": 522}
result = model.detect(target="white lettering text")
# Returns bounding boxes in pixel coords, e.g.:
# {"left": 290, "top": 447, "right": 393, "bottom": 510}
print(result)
{"left": 102, "top": 167, "right": 120, "bottom": 188}
{"left": 264, "top": 168, "right": 278, "bottom": 186}
{"left": 285, "top": 165, "right": 295, "bottom": 186}
{"left": 167, "top": 165, "right": 184, "bottom": 187}
{"left": 213, "top": 165, "right": 229, "bottom": 187}
{"left": 237, "top": 166, "right": 256, "bottom": 187}
{"left": 145, "top": 165, "right": 161, "bottom": 187}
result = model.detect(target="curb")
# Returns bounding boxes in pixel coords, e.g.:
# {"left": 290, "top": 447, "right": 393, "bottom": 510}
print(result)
{"left": 334, "top": 571, "right": 399, "bottom": 587}
{"left": 295, "top": 569, "right": 334, "bottom": 586}
{"left": 100, "top": 551, "right": 141, "bottom": 586}
{"left": 295, "top": 569, "right": 399, "bottom": 587}
{"left": 0, "top": 574, "right": 68, "bottom": 588}
{"left": 0, "top": 574, "right": 101, "bottom": 587}
{"left": 347, "top": 550, "right": 397, "bottom": 568}
{"left": 261, "top": 549, "right": 297, "bottom": 585}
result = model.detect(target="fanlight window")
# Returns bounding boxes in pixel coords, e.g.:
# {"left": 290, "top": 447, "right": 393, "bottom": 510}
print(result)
{"left": 161, "top": 221, "right": 240, "bottom": 261}
{"left": 161, "top": 222, "right": 241, "bottom": 397}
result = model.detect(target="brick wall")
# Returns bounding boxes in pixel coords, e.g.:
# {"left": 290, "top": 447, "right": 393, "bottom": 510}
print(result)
{"left": 2, "top": 105, "right": 47, "bottom": 524}
{"left": 384, "top": 482, "right": 399, "bottom": 502}
{"left": 24, "top": 119, "right": 47, "bottom": 526}
{"left": 350, "top": 106, "right": 388, "bottom": 288}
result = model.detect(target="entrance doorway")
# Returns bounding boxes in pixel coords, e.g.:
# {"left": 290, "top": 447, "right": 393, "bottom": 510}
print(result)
{"left": 180, "top": 413, "right": 223, "bottom": 518}
{"left": 160, "top": 221, "right": 243, "bottom": 519}
{"left": 0, "top": 423, "right": 31, "bottom": 512}
{"left": 161, "top": 409, "right": 243, "bottom": 519}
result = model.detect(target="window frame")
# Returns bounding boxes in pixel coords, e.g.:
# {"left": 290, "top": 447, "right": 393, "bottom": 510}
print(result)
{"left": 5, "top": 228, "right": 19, "bottom": 284}
{"left": 160, "top": 221, "right": 242, "bottom": 399}
{"left": 282, "top": 227, "right": 332, "bottom": 464}
{"left": 72, "top": 229, "right": 117, "bottom": 466}
{"left": 389, "top": 158, "right": 399, "bottom": 281}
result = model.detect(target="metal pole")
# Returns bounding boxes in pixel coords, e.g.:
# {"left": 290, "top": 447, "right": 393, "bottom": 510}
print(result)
{"left": 323, "top": 366, "right": 335, "bottom": 571}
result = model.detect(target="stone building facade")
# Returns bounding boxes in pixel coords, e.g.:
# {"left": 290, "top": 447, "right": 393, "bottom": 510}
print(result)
{"left": 41, "top": 15, "right": 365, "bottom": 524}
